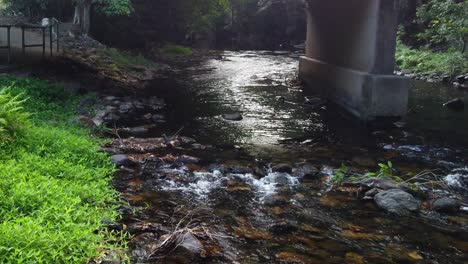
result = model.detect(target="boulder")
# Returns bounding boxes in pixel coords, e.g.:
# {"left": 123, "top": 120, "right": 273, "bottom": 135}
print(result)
{"left": 293, "top": 163, "right": 319, "bottom": 180}
{"left": 443, "top": 98, "right": 464, "bottom": 111}
{"left": 272, "top": 164, "right": 293, "bottom": 174}
{"left": 432, "top": 197, "right": 460, "bottom": 214}
{"left": 361, "top": 177, "right": 411, "bottom": 192}
{"left": 171, "top": 232, "right": 204, "bottom": 261}
{"left": 222, "top": 113, "right": 243, "bottom": 121}
{"left": 456, "top": 75, "right": 465, "bottom": 84}
{"left": 111, "top": 155, "right": 135, "bottom": 167}
{"left": 374, "top": 189, "right": 419, "bottom": 216}
{"left": 442, "top": 75, "right": 451, "bottom": 83}
{"left": 401, "top": 69, "right": 413, "bottom": 75}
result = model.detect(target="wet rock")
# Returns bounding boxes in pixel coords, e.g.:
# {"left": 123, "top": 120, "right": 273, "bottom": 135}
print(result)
{"left": 456, "top": 74, "right": 465, "bottom": 84}
{"left": 442, "top": 75, "right": 451, "bottom": 82}
{"left": 361, "top": 178, "right": 411, "bottom": 193}
{"left": 222, "top": 113, "right": 243, "bottom": 121}
{"left": 364, "top": 188, "right": 380, "bottom": 198}
{"left": 293, "top": 163, "right": 319, "bottom": 180}
{"left": 125, "top": 126, "right": 151, "bottom": 137}
{"left": 268, "top": 221, "right": 298, "bottom": 235}
{"left": 111, "top": 154, "right": 135, "bottom": 166}
{"left": 170, "top": 232, "right": 204, "bottom": 261}
{"left": 272, "top": 164, "right": 293, "bottom": 174}
{"left": 374, "top": 189, "right": 419, "bottom": 216}
{"left": 303, "top": 97, "right": 326, "bottom": 108}
{"left": 151, "top": 114, "right": 166, "bottom": 123}
{"left": 401, "top": 69, "right": 413, "bottom": 75}
{"left": 443, "top": 98, "right": 464, "bottom": 111}
{"left": 231, "top": 166, "right": 253, "bottom": 174}
{"left": 176, "top": 155, "right": 200, "bottom": 164}
{"left": 432, "top": 197, "right": 460, "bottom": 214}
{"left": 263, "top": 195, "right": 290, "bottom": 206}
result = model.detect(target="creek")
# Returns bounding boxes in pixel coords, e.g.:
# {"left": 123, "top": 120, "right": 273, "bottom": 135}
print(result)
{"left": 109, "top": 51, "right": 468, "bottom": 263}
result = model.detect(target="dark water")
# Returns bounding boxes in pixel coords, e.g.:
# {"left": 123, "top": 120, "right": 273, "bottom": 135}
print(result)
{"left": 126, "top": 51, "right": 468, "bottom": 263}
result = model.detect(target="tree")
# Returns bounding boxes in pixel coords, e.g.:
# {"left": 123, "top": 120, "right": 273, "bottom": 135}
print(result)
{"left": 417, "top": 0, "right": 468, "bottom": 53}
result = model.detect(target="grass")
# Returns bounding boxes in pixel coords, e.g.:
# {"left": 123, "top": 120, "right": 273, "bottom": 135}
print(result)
{"left": 158, "top": 44, "right": 193, "bottom": 57}
{"left": 0, "top": 76, "right": 125, "bottom": 263}
{"left": 102, "top": 47, "right": 159, "bottom": 71}
{"left": 395, "top": 42, "right": 468, "bottom": 76}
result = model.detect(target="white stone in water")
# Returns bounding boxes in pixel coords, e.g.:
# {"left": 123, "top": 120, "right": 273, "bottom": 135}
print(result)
{"left": 444, "top": 168, "right": 467, "bottom": 188}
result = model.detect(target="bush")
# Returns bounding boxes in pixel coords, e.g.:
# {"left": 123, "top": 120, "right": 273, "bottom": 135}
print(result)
{"left": 0, "top": 76, "right": 125, "bottom": 263}
{"left": 395, "top": 42, "right": 468, "bottom": 76}
{"left": 0, "top": 87, "right": 29, "bottom": 142}
{"left": 159, "top": 44, "right": 193, "bottom": 57}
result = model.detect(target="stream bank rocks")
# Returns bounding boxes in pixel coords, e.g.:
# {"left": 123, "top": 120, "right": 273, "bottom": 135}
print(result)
{"left": 374, "top": 189, "right": 420, "bottom": 216}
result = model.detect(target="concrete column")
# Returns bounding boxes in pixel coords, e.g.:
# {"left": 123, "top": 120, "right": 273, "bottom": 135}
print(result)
{"left": 299, "top": 0, "right": 409, "bottom": 121}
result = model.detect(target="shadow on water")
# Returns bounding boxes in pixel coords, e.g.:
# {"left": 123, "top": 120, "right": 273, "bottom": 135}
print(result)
{"left": 124, "top": 51, "right": 468, "bottom": 263}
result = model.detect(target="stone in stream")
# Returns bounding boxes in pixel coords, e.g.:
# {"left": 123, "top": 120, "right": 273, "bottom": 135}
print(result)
{"left": 456, "top": 74, "right": 466, "bottom": 84}
{"left": 293, "top": 163, "right": 319, "bottom": 180}
{"left": 272, "top": 164, "right": 293, "bottom": 174}
{"left": 222, "top": 113, "right": 243, "bottom": 121}
{"left": 432, "top": 197, "right": 460, "bottom": 214}
{"left": 303, "top": 97, "right": 327, "bottom": 108}
{"left": 443, "top": 98, "right": 464, "bottom": 111}
{"left": 374, "top": 189, "right": 419, "bottom": 216}
{"left": 169, "top": 232, "right": 205, "bottom": 262}
{"left": 111, "top": 154, "right": 135, "bottom": 167}
{"left": 269, "top": 221, "right": 298, "bottom": 235}
{"left": 361, "top": 177, "right": 411, "bottom": 193}
{"left": 175, "top": 155, "right": 200, "bottom": 164}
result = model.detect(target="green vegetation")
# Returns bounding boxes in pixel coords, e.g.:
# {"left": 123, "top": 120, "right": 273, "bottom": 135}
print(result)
{"left": 332, "top": 161, "right": 404, "bottom": 187}
{"left": 395, "top": 42, "right": 468, "bottom": 76}
{"left": 0, "top": 87, "right": 29, "bottom": 142}
{"left": 0, "top": 76, "right": 125, "bottom": 263}
{"left": 102, "top": 47, "right": 159, "bottom": 71}
{"left": 159, "top": 44, "right": 194, "bottom": 57}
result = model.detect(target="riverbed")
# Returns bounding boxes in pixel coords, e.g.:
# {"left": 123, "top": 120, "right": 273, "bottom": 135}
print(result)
{"left": 111, "top": 51, "right": 468, "bottom": 263}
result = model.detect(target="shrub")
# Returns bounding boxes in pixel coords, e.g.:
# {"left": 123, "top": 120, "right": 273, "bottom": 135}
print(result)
{"left": 0, "top": 86, "right": 29, "bottom": 142}
{"left": 159, "top": 44, "right": 193, "bottom": 57}
{"left": 0, "top": 76, "right": 125, "bottom": 263}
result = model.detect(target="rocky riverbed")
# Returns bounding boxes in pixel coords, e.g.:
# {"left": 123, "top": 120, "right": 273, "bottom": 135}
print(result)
{"left": 77, "top": 51, "right": 468, "bottom": 263}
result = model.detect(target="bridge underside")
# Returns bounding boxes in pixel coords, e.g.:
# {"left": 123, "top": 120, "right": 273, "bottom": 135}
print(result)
{"left": 299, "top": 0, "right": 409, "bottom": 121}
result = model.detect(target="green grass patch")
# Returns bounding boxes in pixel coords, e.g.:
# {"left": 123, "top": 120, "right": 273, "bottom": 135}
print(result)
{"left": 159, "top": 44, "right": 193, "bottom": 57}
{"left": 396, "top": 42, "right": 468, "bottom": 76}
{"left": 102, "top": 47, "right": 159, "bottom": 71}
{"left": 0, "top": 76, "right": 125, "bottom": 263}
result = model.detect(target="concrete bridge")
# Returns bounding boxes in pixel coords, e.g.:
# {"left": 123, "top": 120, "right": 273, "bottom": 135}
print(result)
{"left": 299, "top": 0, "right": 409, "bottom": 121}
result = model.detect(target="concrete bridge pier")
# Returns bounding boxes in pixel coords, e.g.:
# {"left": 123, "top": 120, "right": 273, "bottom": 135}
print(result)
{"left": 299, "top": 0, "right": 409, "bottom": 121}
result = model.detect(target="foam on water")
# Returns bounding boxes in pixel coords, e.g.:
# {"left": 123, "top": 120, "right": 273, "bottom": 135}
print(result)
{"left": 157, "top": 168, "right": 299, "bottom": 200}
{"left": 444, "top": 167, "right": 468, "bottom": 189}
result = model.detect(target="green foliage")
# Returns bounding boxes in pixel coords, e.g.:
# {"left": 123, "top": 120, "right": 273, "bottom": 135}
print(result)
{"left": 0, "top": 76, "right": 125, "bottom": 263}
{"left": 95, "top": 0, "right": 133, "bottom": 16}
{"left": 159, "top": 44, "right": 194, "bottom": 57}
{"left": 416, "top": 0, "right": 468, "bottom": 52}
{"left": 396, "top": 42, "right": 468, "bottom": 76}
{"left": 365, "top": 161, "right": 393, "bottom": 179}
{"left": 331, "top": 164, "right": 348, "bottom": 186}
{"left": 187, "top": 0, "right": 230, "bottom": 33}
{"left": 0, "top": 87, "right": 29, "bottom": 142}
{"left": 102, "top": 48, "right": 159, "bottom": 70}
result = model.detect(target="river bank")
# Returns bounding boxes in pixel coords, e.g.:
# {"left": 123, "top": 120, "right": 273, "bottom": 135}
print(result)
{"left": 1, "top": 48, "right": 467, "bottom": 263}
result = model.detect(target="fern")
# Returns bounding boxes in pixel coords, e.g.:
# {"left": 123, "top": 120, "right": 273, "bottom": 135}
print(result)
{"left": 0, "top": 86, "right": 30, "bottom": 142}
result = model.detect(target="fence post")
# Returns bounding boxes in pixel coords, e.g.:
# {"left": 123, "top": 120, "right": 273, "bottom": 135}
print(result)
{"left": 49, "top": 26, "right": 53, "bottom": 56}
{"left": 21, "top": 26, "right": 25, "bottom": 56}
{"left": 7, "top": 26, "right": 11, "bottom": 64}
{"left": 42, "top": 27, "right": 46, "bottom": 59}
{"left": 56, "top": 23, "right": 60, "bottom": 52}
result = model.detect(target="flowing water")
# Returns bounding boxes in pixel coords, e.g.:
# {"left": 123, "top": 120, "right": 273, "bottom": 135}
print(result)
{"left": 120, "top": 51, "right": 468, "bottom": 263}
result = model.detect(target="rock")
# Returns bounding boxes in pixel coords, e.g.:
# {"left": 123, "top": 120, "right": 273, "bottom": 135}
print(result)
{"left": 111, "top": 155, "right": 135, "bottom": 166}
{"left": 76, "top": 115, "right": 96, "bottom": 128}
{"left": 151, "top": 114, "right": 166, "bottom": 123}
{"left": 126, "top": 126, "right": 150, "bottom": 137}
{"left": 272, "top": 164, "right": 293, "bottom": 174}
{"left": 401, "top": 69, "right": 413, "bottom": 75}
{"left": 361, "top": 177, "right": 411, "bottom": 192}
{"left": 175, "top": 155, "right": 200, "bottom": 164}
{"left": 101, "top": 219, "right": 124, "bottom": 231}
{"left": 432, "top": 197, "right": 460, "bottom": 214}
{"left": 268, "top": 221, "right": 298, "bottom": 235}
{"left": 263, "top": 195, "right": 290, "bottom": 206}
{"left": 364, "top": 188, "right": 380, "bottom": 198}
{"left": 230, "top": 166, "right": 253, "bottom": 174}
{"left": 222, "top": 113, "right": 243, "bottom": 121}
{"left": 456, "top": 75, "right": 465, "bottom": 84}
{"left": 374, "top": 189, "right": 419, "bottom": 215}
{"left": 443, "top": 98, "right": 464, "bottom": 111}
{"left": 442, "top": 75, "right": 451, "bottom": 83}
{"left": 303, "top": 97, "right": 326, "bottom": 108}
{"left": 170, "top": 232, "right": 204, "bottom": 261}
{"left": 293, "top": 163, "right": 319, "bottom": 180}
